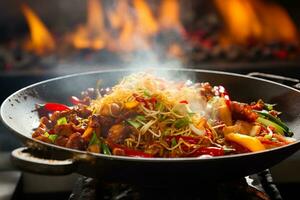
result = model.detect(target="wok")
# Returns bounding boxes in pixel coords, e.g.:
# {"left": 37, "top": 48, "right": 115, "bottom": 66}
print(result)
{"left": 1, "top": 68, "right": 300, "bottom": 185}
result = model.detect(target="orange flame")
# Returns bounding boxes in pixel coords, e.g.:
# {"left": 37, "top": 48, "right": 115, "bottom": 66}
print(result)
{"left": 71, "top": 0, "right": 108, "bottom": 50}
{"left": 134, "top": 0, "right": 159, "bottom": 37}
{"left": 214, "top": 0, "right": 298, "bottom": 45}
{"left": 159, "top": 0, "right": 182, "bottom": 31}
{"left": 21, "top": 4, "right": 55, "bottom": 55}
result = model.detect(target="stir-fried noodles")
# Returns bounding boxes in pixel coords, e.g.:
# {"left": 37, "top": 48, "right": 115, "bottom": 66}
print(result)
{"left": 32, "top": 73, "right": 295, "bottom": 158}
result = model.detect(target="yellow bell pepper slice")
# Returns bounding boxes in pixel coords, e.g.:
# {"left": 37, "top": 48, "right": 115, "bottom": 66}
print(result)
{"left": 225, "top": 133, "right": 265, "bottom": 152}
{"left": 125, "top": 101, "right": 139, "bottom": 109}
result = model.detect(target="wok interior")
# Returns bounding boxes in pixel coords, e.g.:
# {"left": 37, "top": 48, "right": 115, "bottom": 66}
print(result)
{"left": 2, "top": 69, "right": 300, "bottom": 145}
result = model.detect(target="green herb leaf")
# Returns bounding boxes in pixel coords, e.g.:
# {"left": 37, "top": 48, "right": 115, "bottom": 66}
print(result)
{"left": 264, "top": 103, "right": 276, "bottom": 111}
{"left": 57, "top": 117, "right": 67, "bottom": 125}
{"left": 48, "top": 134, "right": 58, "bottom": 143}
{"left": 174, "top": 117, "right": 190, "bottom": 129}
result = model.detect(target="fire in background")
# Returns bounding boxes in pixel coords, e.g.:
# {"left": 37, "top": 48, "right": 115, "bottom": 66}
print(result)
{"left": 2, "top": 0, "right": 300, "bottom": 71}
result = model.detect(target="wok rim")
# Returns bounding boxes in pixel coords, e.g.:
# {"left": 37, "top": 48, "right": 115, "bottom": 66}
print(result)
{"left": 1, "top": 67, "right": 300, "bottom": 163}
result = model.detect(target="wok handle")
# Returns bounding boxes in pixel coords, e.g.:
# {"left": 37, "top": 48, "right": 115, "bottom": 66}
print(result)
{"left": 247, "top": 72, "right": 300, "bottom": 90}
{"left": 11, "top": 147, "right": 76, "bottom": 175}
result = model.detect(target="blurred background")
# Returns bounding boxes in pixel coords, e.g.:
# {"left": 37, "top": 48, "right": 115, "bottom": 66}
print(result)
{"left": 0, "top": 0, "right": 300, "bottom": 199}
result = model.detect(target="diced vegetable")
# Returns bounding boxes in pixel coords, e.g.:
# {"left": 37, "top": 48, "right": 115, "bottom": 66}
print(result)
{"left": 82, "top": 126, "right": 94, "bottom": 139}
{"left": 57, "top": 117, "right": 68, "bottom": 125}
{"left": 125, "top": 100, "right": 139, "bottom": 109}
{"left": 225, "top": 133, "right": 265, "bottom": 152}
{"left": 48, "top": 134, "right": 58, "bottom": 143}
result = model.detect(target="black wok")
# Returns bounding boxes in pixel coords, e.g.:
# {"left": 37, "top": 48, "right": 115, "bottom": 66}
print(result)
{"left": 1, "top": 68, "right": 300, "bottom": 185}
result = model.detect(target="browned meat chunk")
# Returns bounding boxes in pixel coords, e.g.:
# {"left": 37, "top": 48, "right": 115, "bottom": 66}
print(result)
{"left": 107, "top": 124, "right": 130, "bottom": 144}
{"left": 231, "top": 101, "right": 258, "bottom": 122}
{"left": 54, "top": 124, "right": 74, "bottom": 137}
{"left": 55, "top": 136, "right": 69, "bottom": 147}
{"left": 66, "top": 132, "right": 86, "bottom": 150}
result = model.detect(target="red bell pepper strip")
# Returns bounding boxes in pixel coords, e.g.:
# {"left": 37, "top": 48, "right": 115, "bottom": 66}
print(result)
{"left": 107, "top": 142, "right": 153, "bottom": 158}
{"left": 44, "top": 103, "right": 70, "bottom": 112}
{"left": 189, "top": 147, "right": 224, "bottom": 157}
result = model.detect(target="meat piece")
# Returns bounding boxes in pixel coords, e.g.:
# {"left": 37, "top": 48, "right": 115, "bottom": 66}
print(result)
{"left": 114, "top": 110, "right": 137, "bottom": 124}
{"left": 54, "top": 124, "right": 74, "bottom": 137}
{"left": 231, "top": 101, "right": 258, "bottom": 122}
{"left": 66, "top": 132, "right": 86, "bottom": 150}
{"left": 40, "top": 117, "right": 54, "bottom": 129}
{"left": 75, "top": 104, "right": 92, "bottom": 119}
{"left": 50, "top": 110, "right": 73, "bottom": 122}
{"left": 32, "top": 125, "right": 46, "bottom": 138}
{"left": 35, "top": 135, "right": 51, "bottom": 143}
{"left": 98, "top": 116, "right": 115, "bottom": 137}
{"left": 107, "top": 124, "right": 131, "bottom": 144}
{"left": 55, "top": 136, "right": 69, "bottom": 147}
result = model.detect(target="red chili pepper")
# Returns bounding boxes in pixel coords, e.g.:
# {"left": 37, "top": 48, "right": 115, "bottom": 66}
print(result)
{"left": 70, "top": 96, "right": 83, "bottom": 105}
{"left": 179, "top": 100, "right": 188, "bottom": 104}
{"left": 189, "top": 147, "right": 224, "bottom": 157}
{"left": 44, "top": 103, "right": 70, "bottom": 112}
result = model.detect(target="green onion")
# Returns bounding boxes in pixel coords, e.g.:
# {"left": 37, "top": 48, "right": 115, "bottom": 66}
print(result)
{"left": 171, "top": 138, "right": 177, "bottom": 147}
{"left": 143, "top": 90, "right": 151, "bottom": 97}
{"left": 89, "top": 132, "right": 101, "bottom": 146}
{"left": 102, "top": 143, "right": 111, "bottom": 155}
{"left": 155, "top": 102, "right": 164, "bottom": 111}
{"left": 57, "top": 117, "right": 67, "bottom": 125}
{"left": 264, "top": 103, "right": 276, "bottom": 111}
{"left": 136, "top": 115, "right": 146, "bottom": 121}
{"left": 256, "top": 117, "right": 285, "bottom": 135}
{"left": 48, "top": 134, "right": 58, "bottom": 143}
{"left": 174, "top": 117, "right": 190, "bottom": 129}
{"left": 126, "top": 120, "right": 142, "bottom": 129}
{"left": 255, "top": 110, "right": 293, "bottom": 137}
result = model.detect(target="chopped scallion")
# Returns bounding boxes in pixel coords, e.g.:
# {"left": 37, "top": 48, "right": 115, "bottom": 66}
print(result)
{"left": 57, "top": 117, "right": 67, "bottom": 125}
{"left": 102, "top": 143, "right": 111, "bottom": 155}
{"left": 48, "top": 134, "right": 58, "bottom": 143}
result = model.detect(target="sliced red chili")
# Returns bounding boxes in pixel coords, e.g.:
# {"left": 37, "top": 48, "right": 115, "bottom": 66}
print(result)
{"left": 44, "top": 103, "right": 70, "bottom": 112}
{"left": 189, "top": 147, "right": 224, "bottom": 157}
{"left": 179, "top": 100, "right": 188, "bottom": 104}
